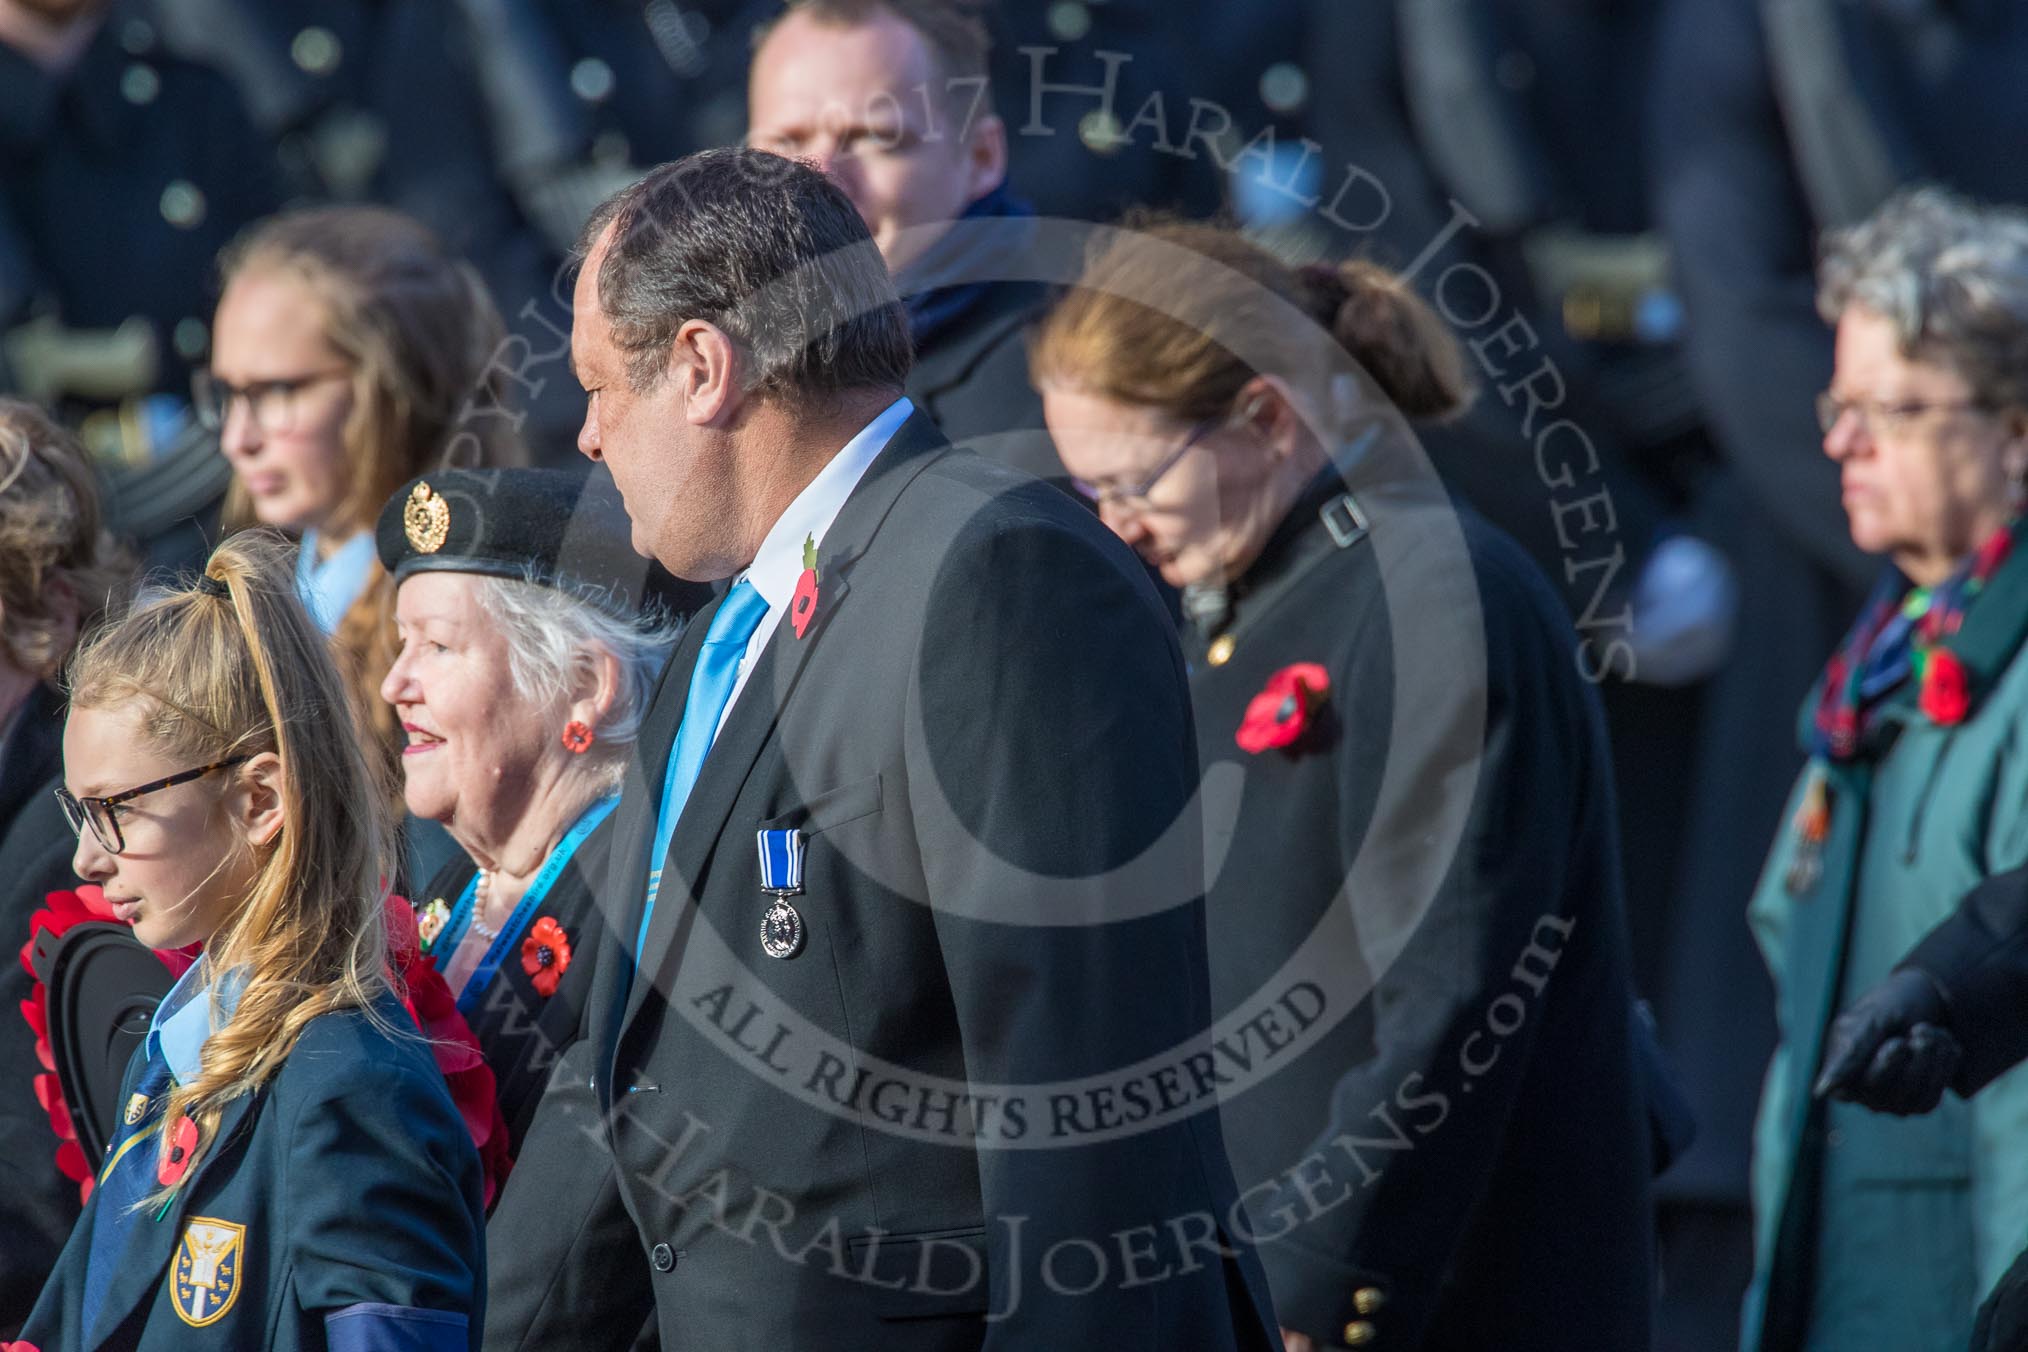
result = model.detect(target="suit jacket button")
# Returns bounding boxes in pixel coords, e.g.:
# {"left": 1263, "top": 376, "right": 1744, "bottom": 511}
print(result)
{"left": 651, "top": 1242, "right": 677, "bottom": 1272}
{"left": 1342, "top": 1320, "right": 1377, "bottom": 1345}
{"left": 1354, "top": 1286, "right": 1386, "bottom": 1315}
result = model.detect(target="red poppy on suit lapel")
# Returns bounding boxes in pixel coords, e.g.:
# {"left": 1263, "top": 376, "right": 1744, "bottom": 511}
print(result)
{"left": 1236, "top": 662, "right": 1331, "bottom": 754}
{"left": 521, "top": 916, "right": 572, "bottom": 997}
{"left": 1919, "top": 646, "right": 1971, "bottom": 725}
{"left": 792, "top": 533, "right": 821, "bottom": 638}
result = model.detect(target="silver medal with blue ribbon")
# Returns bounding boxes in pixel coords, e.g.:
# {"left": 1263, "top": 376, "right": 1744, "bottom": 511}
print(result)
{"left": 756, "top": 828, "right": 806, "bottom": 959}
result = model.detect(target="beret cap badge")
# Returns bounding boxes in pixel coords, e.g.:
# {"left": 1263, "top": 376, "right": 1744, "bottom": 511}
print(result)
{"left": 404, "top": 481, "right": 451, "bottom": 554}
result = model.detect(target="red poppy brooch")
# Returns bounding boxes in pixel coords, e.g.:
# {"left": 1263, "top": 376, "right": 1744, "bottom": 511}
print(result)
{"left": 1236, "top": 662, "right": 1332, "bottom": 754}
{"left": 791, "top": 533, "right": 821, "bottom": 639}
{"left": 521, "top": 916, "right": 572, "bottom": 997}
{"left": 1918, "top": 647, "right": 1971, "bottom": 726}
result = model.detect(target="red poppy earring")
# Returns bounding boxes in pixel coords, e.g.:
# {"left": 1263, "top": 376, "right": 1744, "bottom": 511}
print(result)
{"left": 561, "top": 721, "right": 594, "bottom": 754}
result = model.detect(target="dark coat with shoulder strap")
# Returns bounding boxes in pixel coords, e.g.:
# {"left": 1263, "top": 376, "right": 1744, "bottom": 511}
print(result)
{"left": 1186, "top": 467, "right": 1654, "bottom": 1350}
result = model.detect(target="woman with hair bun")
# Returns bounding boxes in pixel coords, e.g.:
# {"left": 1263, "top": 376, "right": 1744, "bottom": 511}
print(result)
{"left": 18, "top": 533, "right": 483, "bottom": 1351}
{"left": 1032, "top": 222, "right": 1655, "bottom": 1351}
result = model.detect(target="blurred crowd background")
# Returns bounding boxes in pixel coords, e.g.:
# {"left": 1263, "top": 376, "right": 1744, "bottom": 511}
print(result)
{"left": 6, "top": 0, "right": 2028, "bottom": 1346}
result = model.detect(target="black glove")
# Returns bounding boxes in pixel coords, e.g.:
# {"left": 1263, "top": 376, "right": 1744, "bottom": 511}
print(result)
{"left": 1813, "top": 968, "right": 1964, "bottom": 1116}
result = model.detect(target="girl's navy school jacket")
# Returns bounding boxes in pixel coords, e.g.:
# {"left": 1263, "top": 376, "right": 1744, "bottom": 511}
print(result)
{"left": 21, "top": 963, "right": 484, "bottom": 1351}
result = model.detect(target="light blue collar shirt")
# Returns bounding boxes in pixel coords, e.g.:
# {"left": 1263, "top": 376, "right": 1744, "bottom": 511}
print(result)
{"left": 146, "top": 959, "right": 249, "bottom": 1086}
{"left": 295, "top": 528, "right": 377, "bottom": 635}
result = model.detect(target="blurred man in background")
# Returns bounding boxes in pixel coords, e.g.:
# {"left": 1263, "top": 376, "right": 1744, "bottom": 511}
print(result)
{"left": 749, "top": 0, "right": 1061, "bottom": 480}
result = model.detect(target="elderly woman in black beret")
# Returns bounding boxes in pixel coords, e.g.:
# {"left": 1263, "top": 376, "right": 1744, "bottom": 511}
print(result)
{"left": 375, "top": 468, "right": 696, "bottom": 1164}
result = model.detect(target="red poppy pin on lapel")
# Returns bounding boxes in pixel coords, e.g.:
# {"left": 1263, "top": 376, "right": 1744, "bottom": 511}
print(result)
{"left": 521, "top": 917, "right": 572, "bottom": 997}
{"left": 157, "top": 1113, "right": 199, "bottom": 1187}
{"left": 791, "top": 534, "right": 821, "bottom": 638}
{"left": 1236, "top": 663, "right": 1331, "bottom": 754}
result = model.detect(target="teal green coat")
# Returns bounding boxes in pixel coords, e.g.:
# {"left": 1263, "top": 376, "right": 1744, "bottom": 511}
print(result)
{"left": 1744, "top": 553, "right": 2028, "bottom": 1352}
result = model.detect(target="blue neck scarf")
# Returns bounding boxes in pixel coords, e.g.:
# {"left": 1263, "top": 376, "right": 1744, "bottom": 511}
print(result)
{"left": 898, "top": 184, "right": 1036, "bottom": 350}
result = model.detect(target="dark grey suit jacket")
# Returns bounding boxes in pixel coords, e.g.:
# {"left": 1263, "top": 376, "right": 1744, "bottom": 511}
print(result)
{"left": 487, "top": 409, "right": 1276, "bottom": 1350}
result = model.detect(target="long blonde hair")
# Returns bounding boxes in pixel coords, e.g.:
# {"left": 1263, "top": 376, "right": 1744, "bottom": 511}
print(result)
{"left": 216, "top": 207, "right": 527, "bottom": 755}
{"left": 66, "top": 531, "right": 394, "bottom": 1203}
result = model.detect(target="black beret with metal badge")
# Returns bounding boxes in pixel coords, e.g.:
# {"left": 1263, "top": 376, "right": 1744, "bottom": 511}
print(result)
{"left": 376, "top": 468, "right": 707, "bottom": 620}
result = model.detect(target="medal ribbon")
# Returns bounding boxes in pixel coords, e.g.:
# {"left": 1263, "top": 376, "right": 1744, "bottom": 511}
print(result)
{"left": 756, "top": 828, "right": 805, "bottom": 893}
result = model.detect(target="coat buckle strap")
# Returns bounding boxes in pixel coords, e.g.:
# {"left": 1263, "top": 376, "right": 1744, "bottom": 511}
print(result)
{"left": 1320, "top": 493, "right": 1369, "bottom": 549}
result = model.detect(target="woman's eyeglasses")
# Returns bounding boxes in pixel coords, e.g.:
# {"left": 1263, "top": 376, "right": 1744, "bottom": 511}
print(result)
{"left": 1814, "top": 391, "right": 1988, "bottom": 438}
{"left": 191, "top": 369, "right": 350, "bottom": 435}
{"left": 1073, "top": 418, "right": 1219, "bottom": 509}
{"left": 56, "top": 757, "right": 251, "bottom": 855}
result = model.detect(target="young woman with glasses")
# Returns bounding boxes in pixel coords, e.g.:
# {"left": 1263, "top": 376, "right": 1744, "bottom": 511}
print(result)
{"left": 196, "top": 207, "right": 525, "bottom": 785}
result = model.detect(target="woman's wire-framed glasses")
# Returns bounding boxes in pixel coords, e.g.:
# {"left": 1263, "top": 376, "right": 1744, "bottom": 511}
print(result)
{"left": 55, "top": 757, "right": 252, "bottom": 855}
{"left": 1072, "top": 417, "right": 1219, "bottom": 508}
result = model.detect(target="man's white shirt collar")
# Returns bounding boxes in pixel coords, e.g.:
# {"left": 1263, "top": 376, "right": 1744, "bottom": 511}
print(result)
{"left": 712, "top": 396, "right": 914, "bottom": 741}
{"left": 740, "top": 395, "right": 915, "bottom": 616}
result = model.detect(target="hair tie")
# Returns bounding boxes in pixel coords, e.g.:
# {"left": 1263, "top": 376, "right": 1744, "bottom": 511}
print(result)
{"left": 195, "top": 574, "right": 230, "bottom": 598}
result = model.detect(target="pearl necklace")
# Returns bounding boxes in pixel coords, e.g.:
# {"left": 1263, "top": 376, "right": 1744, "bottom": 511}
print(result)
{"left": 468, "top": 870, "right": 500, "bottom": 941}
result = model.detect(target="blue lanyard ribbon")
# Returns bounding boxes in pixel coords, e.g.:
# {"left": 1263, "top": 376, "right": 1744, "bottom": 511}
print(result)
{"left": 438, "top": 796, "right": 617, "bottom": 1014}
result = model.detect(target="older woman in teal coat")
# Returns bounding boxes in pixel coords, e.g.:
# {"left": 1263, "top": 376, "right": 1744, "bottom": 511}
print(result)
{"left": 1743, "top": 188, "right": 2028, "bottom": 1352}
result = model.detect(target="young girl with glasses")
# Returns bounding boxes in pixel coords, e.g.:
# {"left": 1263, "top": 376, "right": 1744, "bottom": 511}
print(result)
{"left": 17, "top": 531, "right": 483, "bottom": 1352}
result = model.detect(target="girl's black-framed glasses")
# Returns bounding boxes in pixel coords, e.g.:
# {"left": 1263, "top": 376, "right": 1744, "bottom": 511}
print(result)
{"left": 55, "top": 757, "right": 251, "bottom": 855}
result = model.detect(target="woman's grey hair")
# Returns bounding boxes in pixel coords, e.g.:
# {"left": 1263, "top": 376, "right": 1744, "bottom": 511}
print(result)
{"left": 1818, "top": 186, "right": 2028, "bottom": 413}
{"left": 472, "top": 571, "right": 683, "bottom": 791}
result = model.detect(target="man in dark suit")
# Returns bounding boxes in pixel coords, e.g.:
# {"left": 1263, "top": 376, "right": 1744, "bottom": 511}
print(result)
{"left": 485, "top": 146, "right": 1276, "bottom": 1349}
{"left": 747, "top": 0, "right": 1063, "bottom": 483}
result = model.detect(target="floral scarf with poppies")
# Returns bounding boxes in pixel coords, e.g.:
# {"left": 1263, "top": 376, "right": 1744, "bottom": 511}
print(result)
{"left": 1810, "top": 522, "right": 2017, "bottom": 760}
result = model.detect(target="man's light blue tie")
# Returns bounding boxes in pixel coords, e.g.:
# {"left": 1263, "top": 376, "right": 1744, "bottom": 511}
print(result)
{"left": 637, "top": 579, "right": 771, "bottom": 960}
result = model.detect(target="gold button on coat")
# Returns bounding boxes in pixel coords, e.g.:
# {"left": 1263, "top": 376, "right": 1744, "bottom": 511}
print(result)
{"left": 1207, "top": 633, "right": 1235, "bottom": 666}
{"left": 1353, "top": 1287, "right": 1385, "bottom": 1315}
{"left": 1342, "top": 1320, "right": 1377, "bottom": 1345}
